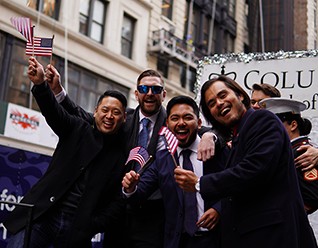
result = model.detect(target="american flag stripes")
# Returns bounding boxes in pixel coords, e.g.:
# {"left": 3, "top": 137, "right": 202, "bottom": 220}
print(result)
{"left": 125, "top": 146, "right": 150, "bottom": 168}
{"left": 26, "top": 37, "right": 53, "bottom": 56}
{"left": 10, "top": 17, "right": 33, "bottom": 43}
{"left": 158, "top": 126, "right": 179, "bottom": 155}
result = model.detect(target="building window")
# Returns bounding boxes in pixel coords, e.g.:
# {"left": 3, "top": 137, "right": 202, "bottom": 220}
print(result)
{"left": 157, "top": 56, "right": 169, "bottom": 78}
{"left": 180, "top": 66, "right": 196, "bottom": 92}
{"left": 79, "top": 0, "right": 106, "bottom": 43}
{"left": 67, "top": 63, "right": 129, "bottom": 112}
{"left": 2, "top": 37, "right": 129, "bottom": 112}
{"left": 27, "top": 0, "right": 61, "bottom": 20}
{"left": 162, "top": 0, "right": 173, "bottom": 20}
{"left": 228, "top": 0, "right": 236, "bottom": 18}
{"left": 121, "top": 14, "right": 135, "bottom": 59}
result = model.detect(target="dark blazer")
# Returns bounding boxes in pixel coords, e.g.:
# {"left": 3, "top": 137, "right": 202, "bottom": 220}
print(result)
{"left": 128, "top": 140, "right": 228, "bottom": 248}
{"left": 4, "top": 82, "right": 127, "bottom": 247}
{"left": 200, "top": 108, "right": 317, "bottom": 248}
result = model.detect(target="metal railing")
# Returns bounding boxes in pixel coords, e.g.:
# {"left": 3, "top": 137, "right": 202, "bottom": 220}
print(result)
{"left": 150, "top": 29, "right": 206, "bottom": 68}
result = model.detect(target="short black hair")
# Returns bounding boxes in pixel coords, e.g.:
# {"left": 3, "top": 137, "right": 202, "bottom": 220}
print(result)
{"left": 166, "top": 95, "right": 199, "bottom": 118}
{"left": 96, "top": 90, "right": 127, "bottom": 109}
{"left": 276, "top": 112, "right": 312, "bottom": 136}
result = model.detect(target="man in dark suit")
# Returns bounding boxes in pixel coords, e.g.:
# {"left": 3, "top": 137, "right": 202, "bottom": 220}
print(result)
{"left": 4, "top": 57, "right": 128, "bottom": 248}
{"left": 122, "top": 95, "right": 228, "bottom": 248}
{"left": 174, "top": 76, "right": 317, "bottom": 248}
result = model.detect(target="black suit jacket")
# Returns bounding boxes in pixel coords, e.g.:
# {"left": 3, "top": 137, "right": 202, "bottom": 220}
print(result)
{"left": 4, "top": 82, "right": 127, "bottom": 247}
{"left": 200, "top": 108, "right": 317, "bottom": 248}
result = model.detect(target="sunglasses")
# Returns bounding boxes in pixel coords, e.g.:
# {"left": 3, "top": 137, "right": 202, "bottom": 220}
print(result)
{"left": 137, "top": 85, "right": 163, "bottom": 94}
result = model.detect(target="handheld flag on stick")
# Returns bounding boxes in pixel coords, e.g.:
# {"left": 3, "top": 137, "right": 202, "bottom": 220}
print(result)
{"left": 158, "top": 126, "right": 179, "bottom": 167}
{"left": 26, "top": 36, "right": 53, "bottom": 57}
{"left": 125, "top": 146, "right": 154, "bottom": 175}
{"left": 10, "top": 17, "right": 33, "bottom": 43}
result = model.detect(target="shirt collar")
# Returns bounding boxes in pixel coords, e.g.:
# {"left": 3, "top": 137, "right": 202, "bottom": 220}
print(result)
{"left": 177, "top": 135, "right": 200, "bottom": 158}
{"left": 139, "top": 110, "right": 159, "bottom": 124}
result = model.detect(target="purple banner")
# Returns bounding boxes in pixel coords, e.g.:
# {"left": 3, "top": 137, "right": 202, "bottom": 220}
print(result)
{"left": 0, "top": 144, "right": 103, "bottom": 247}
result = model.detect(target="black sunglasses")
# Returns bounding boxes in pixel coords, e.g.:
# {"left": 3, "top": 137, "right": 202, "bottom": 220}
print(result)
{"left": 137, "top": 85, "right": 163, "bottom": 94}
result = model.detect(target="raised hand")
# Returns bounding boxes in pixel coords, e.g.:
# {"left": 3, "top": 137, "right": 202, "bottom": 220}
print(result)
{"left": 28, "top": 57, "right": 45, "bottom": 85}
{"left": 45, "top": 64, "right": 63, "bottom": 95}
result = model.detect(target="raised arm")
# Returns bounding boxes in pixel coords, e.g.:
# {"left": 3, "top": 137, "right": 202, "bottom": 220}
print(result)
{"left": 45, "top": 63, "right": 94, "bottom": 124}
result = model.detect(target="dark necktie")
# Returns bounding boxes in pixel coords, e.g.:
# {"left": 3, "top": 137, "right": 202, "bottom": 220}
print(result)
{"left": 182, "top": 149, "right": 198, "bottom": 236}
{"left": 138, "top": 118, "right": 150, "bottom": 148}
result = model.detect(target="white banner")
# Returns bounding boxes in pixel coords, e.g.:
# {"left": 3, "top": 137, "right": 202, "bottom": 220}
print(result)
{"left": 4, "top": 103, "right": 58, "bottom": 148}
{"left": 197, "top": 51, "right": 318, "bottom": 144}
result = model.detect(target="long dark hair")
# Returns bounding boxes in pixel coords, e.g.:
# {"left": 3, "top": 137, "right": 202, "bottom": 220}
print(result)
{"left": 200, "top": 76, "right": 250, "bottom": 127}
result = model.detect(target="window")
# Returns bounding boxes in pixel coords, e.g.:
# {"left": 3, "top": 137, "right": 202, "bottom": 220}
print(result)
{"left": 180, "top": 65, "right": 196, "bottom": 92}
{"left": 162, "top": 0, "right": 173, "bottom": 20}
{"left": 27, "top": 0, "right": 61, "bottom": 20}
{"left": 67, "top": 63, "right": 129, "bottom": 112}
{"left": 79, "top": 0, "right": 106, "bottom": 43}
{"left": 228, "top": 0, "right": 236, "bottom": 18}
{"left": 121, "top": 14, "right": 135, "bottom": 59}
{"left": 157, "top": 56, "right": 169, "bottom": 78}
{"left": 1, "top": 36, "right": 129, "bottom": 112}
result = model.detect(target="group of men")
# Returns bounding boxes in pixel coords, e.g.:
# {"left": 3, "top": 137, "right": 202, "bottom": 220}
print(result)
{"left": 3, "top": 57, "right": 318, "bottom": 248}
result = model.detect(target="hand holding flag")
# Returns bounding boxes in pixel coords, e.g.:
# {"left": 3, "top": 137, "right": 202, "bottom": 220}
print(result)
{"left": 159, "top": 126, "right": 179, "bottom": 167}
{"left": 125, "top": 146, "right": 154, "bottom": 175}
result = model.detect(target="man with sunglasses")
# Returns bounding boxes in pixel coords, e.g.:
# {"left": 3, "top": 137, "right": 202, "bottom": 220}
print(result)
{"left": 45, "top": 67, "right": 217, "bottom": 247}
{"left": 124, "top": 69, "right": 167, "bottom": 248}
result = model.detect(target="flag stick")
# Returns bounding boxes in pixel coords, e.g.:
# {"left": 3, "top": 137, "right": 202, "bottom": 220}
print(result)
{"left": 50, "top": 34, "right": 55, "bottom": 64}
{"left": 32, "top": 26, "right": 35, "bottom": 57}
{"left": 137, "top": 155, "right": 154, "bottom": 175}
{"left": 163, "top": 137, "right": 178, "bottom": 167}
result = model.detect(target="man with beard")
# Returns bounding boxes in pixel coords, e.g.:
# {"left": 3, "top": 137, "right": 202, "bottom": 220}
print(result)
{"left": 174, "top": 76, "right": 317, "bottom": 248}
{"left": 122, "top": 96, "right": 228, "bottom": 248}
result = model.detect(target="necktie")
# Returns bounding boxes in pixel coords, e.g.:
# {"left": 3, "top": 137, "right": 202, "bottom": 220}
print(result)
{"left": 138, "top": 118, "right": 150, "bottom": 148}
{"left": 182, "top": 149, "right": 198, "bottom": 236}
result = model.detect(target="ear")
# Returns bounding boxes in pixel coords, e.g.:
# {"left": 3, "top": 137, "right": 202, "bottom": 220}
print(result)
{"left": 162, "top": 89, "right": 167, "bottom": 102}
{"left": 198, "top": 118, "right": 202, "bottom": 129}
{"left": 123, "top": 111, "right": 127, "bottom": 123}
{"left": 290, "top": 120, "right": 298, "bottom": 132}
{"left": 134, "top": 90, "right": 139, "bottom": 102}
{"left": 93, "top": 107, "right": 97, "bottom": 118}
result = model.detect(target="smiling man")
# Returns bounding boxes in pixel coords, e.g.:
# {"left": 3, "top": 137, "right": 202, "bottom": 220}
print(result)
{"left": 122, "top": 95, "right": 228, "bottom": 248}
{"left": 174, "top": 76, "right": 317, "bottom": 248}
{"left": 4, "top": 57, "right": 128, "bottom": 248}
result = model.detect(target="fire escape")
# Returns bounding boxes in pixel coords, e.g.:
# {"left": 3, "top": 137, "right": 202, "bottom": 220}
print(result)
{"left": 149, "top": 29, "right": 205, "bottom": 70}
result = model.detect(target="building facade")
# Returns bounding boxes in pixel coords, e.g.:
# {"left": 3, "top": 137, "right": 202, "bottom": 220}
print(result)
{"left": 248, "top": 0, "right": 318, "bottom": 52}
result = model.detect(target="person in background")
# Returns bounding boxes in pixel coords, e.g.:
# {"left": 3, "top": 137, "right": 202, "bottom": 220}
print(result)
{"left": 122, "top": 95, "right": 228, "bottom": 248}
{"left": 260, "top": 97, "right": 318, "bottom": 214}
{"left": 4, "top": 57, "right": 128, "bottom": 247}
{"left": 251, "top": 83, "right": 318, "bottom": 175}
{"left": 174, "top": 75, "right": 317, "bottom": 248}
{"left": 250, "top": 83, "right": 281, "bottom": 109}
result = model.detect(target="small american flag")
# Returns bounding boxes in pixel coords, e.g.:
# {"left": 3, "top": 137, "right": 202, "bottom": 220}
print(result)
{"left": 26, "top": 37, "right": 53, "bottom": 56}
{"left": 10, "top": 17, "right": 33, "bottom": 43}
{"left": 125, "top": 146, "right": 150, "bottom": 168}
{"left": 158, "top": 126, "right": 179, "bottom": 155}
